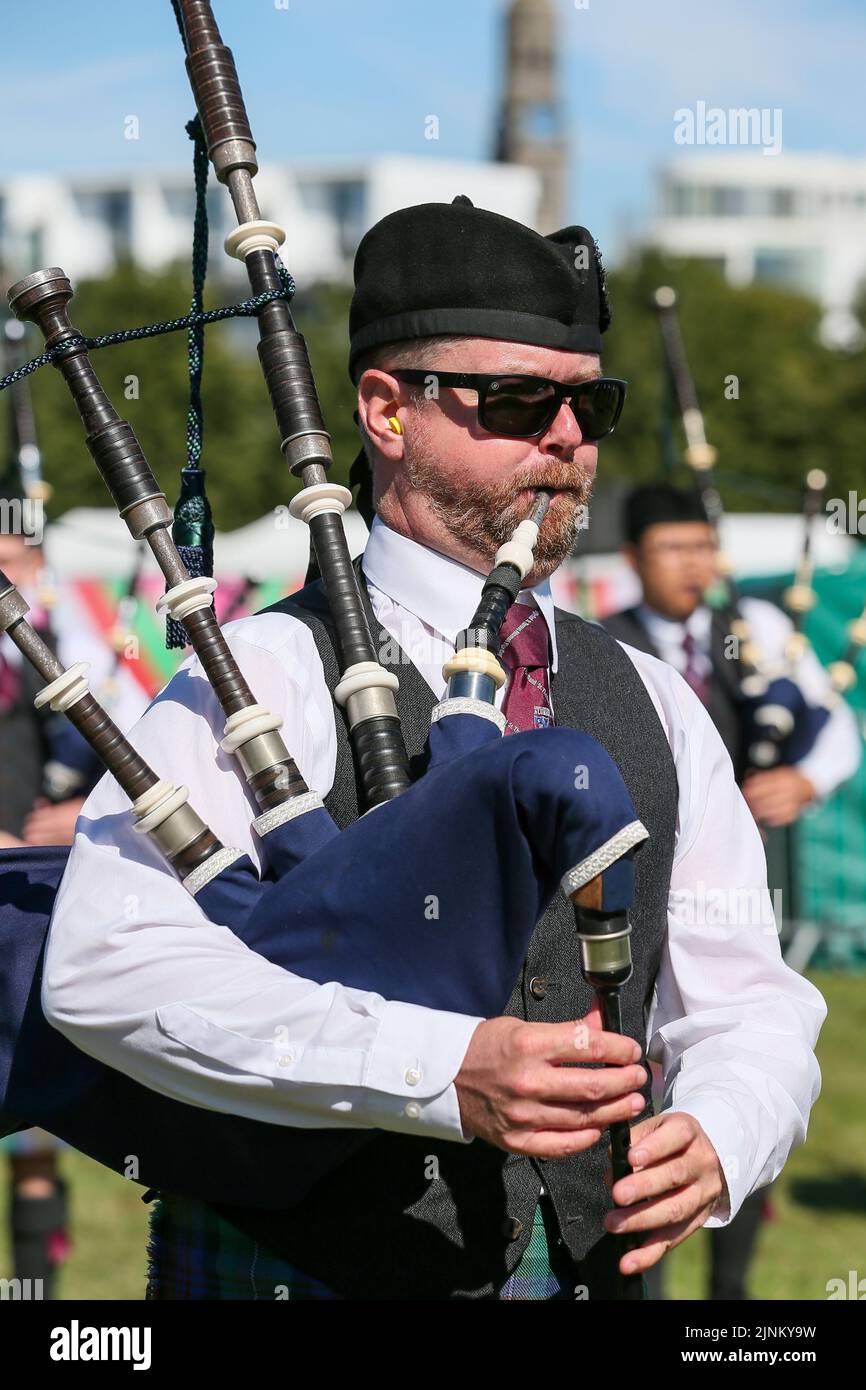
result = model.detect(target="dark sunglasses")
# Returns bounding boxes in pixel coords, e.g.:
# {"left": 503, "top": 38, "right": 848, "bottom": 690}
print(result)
{"left": 392, "top": 370, "right": 627, "bottom": 441}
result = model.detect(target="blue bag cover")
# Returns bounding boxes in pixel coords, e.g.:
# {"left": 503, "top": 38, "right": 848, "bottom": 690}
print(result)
{"left": 42, "top": 714, "right": 103, "bottom": 797}
{"left": 0, "top": 724, "right": 644, "bottom": 1206}
{"left": 741, "top": 676, "right": 830, "bottom": 766}
{"left": 0, "top": 845, "right": 370, "bottom": 1206}
{"left": 249, "top": 803, "right": 340, "bottom": 880}
{"left": 240, "top": 723, "right": 645, "bottom": 1010}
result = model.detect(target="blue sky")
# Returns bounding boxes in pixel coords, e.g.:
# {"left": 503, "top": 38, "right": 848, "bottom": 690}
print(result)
{"left": 2, "top": 0, "right": 865, "bottom": 258}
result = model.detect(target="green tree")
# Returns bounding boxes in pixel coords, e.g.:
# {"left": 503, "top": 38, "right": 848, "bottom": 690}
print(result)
{"left": 3, "top": 262, "right": 359, "bottom": 531}
{"left": 5, "top": 255, "right": 864, "bottom": 531}
{"left": 601, "top": 252, "right": 866, "bottom": 516}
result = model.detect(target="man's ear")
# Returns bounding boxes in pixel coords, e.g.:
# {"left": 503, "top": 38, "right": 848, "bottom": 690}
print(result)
{"left": 357, "top": 370, "right": 405, "bottom": 461}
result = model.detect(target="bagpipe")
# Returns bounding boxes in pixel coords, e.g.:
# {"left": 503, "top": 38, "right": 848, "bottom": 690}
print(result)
{"left": 653, "top": 286, "right": 833, "bottom": 770}
{"left": 1, "top": 315, "right": 100, "bottom": 804}
{"left": 784, "top": 468, "right": 866, "bottom": 703}
{"left": 0, "top": 0, "right": 650, "bottom": 1296}
{"left": 1, "top": 318, "right": 51, "bottom": 511}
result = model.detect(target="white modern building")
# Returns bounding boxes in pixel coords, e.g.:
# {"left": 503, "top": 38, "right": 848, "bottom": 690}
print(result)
{"left": 0, "top": 156, "right": 540, "bottom": 287}
{"left": 643, "top": 154, "right": 866, "bottom": 348}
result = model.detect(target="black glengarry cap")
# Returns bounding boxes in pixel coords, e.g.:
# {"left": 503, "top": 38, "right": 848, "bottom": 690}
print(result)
{"left": 348, "top": 194, "right": 611, "bottom": 383}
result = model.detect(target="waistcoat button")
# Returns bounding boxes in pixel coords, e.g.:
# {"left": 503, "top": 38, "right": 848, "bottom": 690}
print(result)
{"left": 529, "top": 976, "right": 549, "bottom": 1000}
{"left": 502, "top": 1217, "right": 524, "bottom": 1241}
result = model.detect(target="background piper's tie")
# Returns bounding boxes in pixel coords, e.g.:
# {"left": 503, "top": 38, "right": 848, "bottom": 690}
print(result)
{"left": 499, "top": 602, "right": 554, "bottom": 734}
{"left": 681, "top": 630, "right": 710, "bottom": 707}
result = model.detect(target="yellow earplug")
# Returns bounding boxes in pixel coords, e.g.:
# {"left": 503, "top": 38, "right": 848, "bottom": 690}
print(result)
{"left": 388, "top": 416, "right": 403, "bottom": 435}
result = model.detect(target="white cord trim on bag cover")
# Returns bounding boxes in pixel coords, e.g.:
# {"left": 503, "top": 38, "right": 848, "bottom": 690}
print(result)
{"left": 559, "top": 819, "right": 650, "bottom": 896}
{"left": 253, "top": 791, "right": 325, "bottom": 837}
{"left": 430, "top": 698, "right": 506, "bottom": 732}
{"left": 183, "top": 847, "right": 247, "bottom": 897}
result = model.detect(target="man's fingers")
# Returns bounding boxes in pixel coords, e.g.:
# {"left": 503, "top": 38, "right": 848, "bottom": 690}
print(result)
{"left": 540, "top": 1024, "right": 642, "bottom": 1067}
{"left": 606, "top": 1183, "right": 704, "bottom": 1236}
{"left": 744, "top": 786, "right": 796, "bottom": 822}
{"left": 516, "top": 1018, "right": 642, "bottom": 1068}
{"left": 626, "top": 1112, "right": 695, "bottom": 1168}
{"left": 580, "top": 994, "right": 605, "bottom": 1033}
{"left": 513, "top": 1090, "right": 647, "bottom": 1134}
{"left": 612, "top": 1151, "right": 699, "bottom": 1206}
{"left": 571, "top": 1034, "right": 644, "bottom": 1067}
{"left": 534, "top": 1063, "right": 647, "bottom": 1107}
{"left": 510, "top": 1127, "right": 604, "bottom": 1159}
{"left": 614, "top": 1218, "right": 695, "bottom": 1275}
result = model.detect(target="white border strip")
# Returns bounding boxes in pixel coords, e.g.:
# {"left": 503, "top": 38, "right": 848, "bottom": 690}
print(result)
{"left": 253, "top": 790, "right": 325, "bottom": 838}
{"left": 560, "top": 819, "right": 649, "bottom": 896}
{"left": 183, "top": 846, "right": 247, "bottom": 897}
{"left": 431, "top": 698, "right": 506, "bottom": 733}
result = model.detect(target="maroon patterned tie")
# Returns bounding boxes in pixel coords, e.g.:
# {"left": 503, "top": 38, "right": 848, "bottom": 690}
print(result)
{"left": 499, "top": 601, "right": 554, "bottom": 735}
{"left": 682, "top": 630, "right": 709, "bottom": 707}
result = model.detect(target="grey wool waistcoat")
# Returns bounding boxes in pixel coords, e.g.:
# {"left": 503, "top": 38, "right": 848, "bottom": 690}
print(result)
{"left": 216, "top": 563, "right": 678, "bottom": 1299}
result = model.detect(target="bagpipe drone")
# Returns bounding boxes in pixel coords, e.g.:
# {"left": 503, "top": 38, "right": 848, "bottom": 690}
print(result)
{"left": 0, "top": 316, "right": 100, "bottom": 803}
{"left": 653, "top": 286, "right": 835, "bottom": 769}
{"left": 0, "top": 0, "right": 650, "bottom": 1294}
{"left": 783, "top": 468, "right": 866, "bottom": 703}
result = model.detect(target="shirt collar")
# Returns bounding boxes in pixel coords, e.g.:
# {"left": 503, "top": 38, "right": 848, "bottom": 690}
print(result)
{"left": 637, "top": 600, "right": 711, "bottom": 647}
{"left": 362, "top": 515, "right": 559, "bottom": 672}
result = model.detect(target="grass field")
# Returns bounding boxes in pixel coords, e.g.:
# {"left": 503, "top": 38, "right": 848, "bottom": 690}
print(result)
{"left": 1, "top": 969, "right": 863, "bottom": 1301}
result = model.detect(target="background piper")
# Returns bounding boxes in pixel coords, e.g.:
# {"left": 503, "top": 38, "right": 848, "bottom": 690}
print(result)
{"left": 603, "top": 479, "right": 861, "bottom": 1299}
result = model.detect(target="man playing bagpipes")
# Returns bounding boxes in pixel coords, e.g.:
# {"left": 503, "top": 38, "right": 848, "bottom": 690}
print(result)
{"left": 34, "top": 195, "right": 826, "bottom": 1300}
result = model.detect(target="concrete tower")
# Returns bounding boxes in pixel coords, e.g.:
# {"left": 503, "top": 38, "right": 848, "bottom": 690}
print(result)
{"left": 495, "top": 0, "right": 567, "bottom": 231}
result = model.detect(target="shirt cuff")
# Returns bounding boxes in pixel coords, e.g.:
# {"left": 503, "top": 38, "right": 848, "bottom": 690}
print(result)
{"left": 794, "top": 751, "right": 833, "bottom": 802}
{"left": 663, "top": 1094, "right": 753, "bottom": 1228}
{"left": 362, "top": 999, "right": 484, "bottom": 1143}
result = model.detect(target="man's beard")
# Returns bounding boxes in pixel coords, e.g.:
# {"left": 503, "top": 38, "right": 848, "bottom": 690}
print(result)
{"left": 401, "top": 443, "right": 594, "bottom": 573}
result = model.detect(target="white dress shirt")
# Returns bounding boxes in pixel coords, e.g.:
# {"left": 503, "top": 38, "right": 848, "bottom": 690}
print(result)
{"left": 635, "top": 602, "right": 714, "bottom": 687}
{"left": 44, "top": 517, "right": 827, "bottom": 1228}
{"left": 636, "top": 597, "right": 862, "bottom": 799}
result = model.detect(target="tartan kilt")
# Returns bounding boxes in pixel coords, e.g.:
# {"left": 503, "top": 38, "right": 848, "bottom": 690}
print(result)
{"left": 146, "top": 1194, "right": 344, "bottom": 1300}
{"left": 145, "top": 1192, "right": 577, "bottom": 1301}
